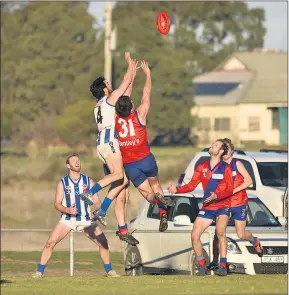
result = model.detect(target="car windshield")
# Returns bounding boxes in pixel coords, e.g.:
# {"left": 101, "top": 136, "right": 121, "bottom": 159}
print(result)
{"left": 196, "top": 198, "right": 280, "bottom": 227}
{"left": 257, "top": 162, "right": 288, "bottom": 187}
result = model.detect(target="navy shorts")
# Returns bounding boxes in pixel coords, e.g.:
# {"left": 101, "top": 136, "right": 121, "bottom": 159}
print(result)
{"left": 124, "top": 154, "right": 158, "bottom": 187}
{"left": 230, "top": 204, "right": 248, "bottom": 221}
{"left": 198, "top": 207, "right": 231, "bottom": 221}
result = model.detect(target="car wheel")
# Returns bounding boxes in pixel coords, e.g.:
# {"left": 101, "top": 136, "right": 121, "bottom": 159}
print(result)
{"left": 190, "top": 250, "right": 210, "bottom": 275}
{"left": 125, "top": 246, "right": 143, "bottom": 276}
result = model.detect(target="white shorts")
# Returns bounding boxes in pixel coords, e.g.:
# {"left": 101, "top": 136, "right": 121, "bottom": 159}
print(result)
{"left": 96, "top": 139, "right": 121, "bottom": 163}
{"left": 59, "top": 217, "right": 97, "bottom": 232}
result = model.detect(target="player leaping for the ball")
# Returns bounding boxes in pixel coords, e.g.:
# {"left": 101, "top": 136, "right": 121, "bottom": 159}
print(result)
{"left": 111, "top": 60, "right": 175, "bottom": 232}
{"left": 79, "top": 53, "right": 172, "bottom": 244}
{"left": 79, "top": 52, "right": 138, "bottom": 246}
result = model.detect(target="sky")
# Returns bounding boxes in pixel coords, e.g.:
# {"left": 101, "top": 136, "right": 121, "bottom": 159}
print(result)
{"left": 88, "top": 1, "right": 288, "bottom": 52}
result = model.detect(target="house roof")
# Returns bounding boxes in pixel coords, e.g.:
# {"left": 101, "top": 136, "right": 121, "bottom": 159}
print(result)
{"left": 193, "top": 50, "right": 288, "bottom": 105}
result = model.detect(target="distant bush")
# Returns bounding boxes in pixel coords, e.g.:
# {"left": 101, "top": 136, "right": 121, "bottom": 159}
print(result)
{"left": 39, "top": 158, "right": 67, "bottom": 182}
{"left": 54, "top": 100, "right": 97, "bottom": 147}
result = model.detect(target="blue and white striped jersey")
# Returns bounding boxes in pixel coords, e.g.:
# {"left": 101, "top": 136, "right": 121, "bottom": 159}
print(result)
{"left": 61, "top": 174, "right": 91, "bottom": 221}
{"left": 94, "top": 96, "right": 118, "bottom": 145}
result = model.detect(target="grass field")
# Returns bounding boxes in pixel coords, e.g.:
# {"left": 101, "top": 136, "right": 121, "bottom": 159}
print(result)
{"left": 1, "top": 251, "right": 287, "bottom": 295}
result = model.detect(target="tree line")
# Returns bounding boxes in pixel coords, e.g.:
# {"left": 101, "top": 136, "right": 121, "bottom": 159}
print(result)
{"left": 1, "top": 2, "right": 265, "bottom": 147}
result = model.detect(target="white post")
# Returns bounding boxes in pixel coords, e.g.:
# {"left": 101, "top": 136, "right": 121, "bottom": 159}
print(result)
{"left": 208, "top": 232, "right": 214, "bottom": 276}
{"left": 104, "top": 0, "right": 112, "bottom": 83}
{"left": 70, "top": 231, "right": 74, "bottom": 276}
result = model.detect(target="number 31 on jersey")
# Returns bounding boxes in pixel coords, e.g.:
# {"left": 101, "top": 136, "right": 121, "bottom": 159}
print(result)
{"left": 118, "top": 118, "right": 135, "bottom": 138}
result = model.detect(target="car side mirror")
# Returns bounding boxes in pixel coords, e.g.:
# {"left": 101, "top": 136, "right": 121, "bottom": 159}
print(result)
{"left": 277, "top": 216, "right": 287, "bottom": 226}
{"left": 173, "top": 215, "right": 191, "bottom": 226}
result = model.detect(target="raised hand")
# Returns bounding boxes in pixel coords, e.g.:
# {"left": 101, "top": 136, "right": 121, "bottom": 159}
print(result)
{"left": 125, "top": 51, "right": 131, "bottom": 64}
{"left": 140, "top": 60, "right": 150, "bottom": 76}
{"left": 168, "top": 184, "right": 177, "bottom": 195}
{"left": 131, "top": 59, "right": 139, "bottom": 78}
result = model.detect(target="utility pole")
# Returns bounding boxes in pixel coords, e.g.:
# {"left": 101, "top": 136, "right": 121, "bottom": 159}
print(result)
{"left": 104, "top": 0, "right": 112, "bottom": 83}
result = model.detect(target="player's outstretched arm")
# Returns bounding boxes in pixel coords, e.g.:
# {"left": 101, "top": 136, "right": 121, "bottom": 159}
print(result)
{"left": 54, "top": 181, "right": 77, "bottom": 216}
{"left": 107, "top": 52, "right": 134, "bottom": 105}
{"left": 168, "top": 165, "right": 202, "bottom": 195}
{"left": 123, "top": 60, "right": 139, "bottom": 97}
{"left": 136, "top": 60, "right": 151, "bottom": 124}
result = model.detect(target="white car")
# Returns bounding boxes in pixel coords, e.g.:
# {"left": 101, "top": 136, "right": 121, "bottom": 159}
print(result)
{"left": 178, "top": 150, "right": 288, "bottom": 221}
{"left": 125, "top": 190, "right": 288, "bottom": 276}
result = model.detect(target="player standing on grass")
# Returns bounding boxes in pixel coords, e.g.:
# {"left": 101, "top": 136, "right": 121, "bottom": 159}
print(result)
{"left": 113, "top": 60, "right": 175, "bottom": 232}
{"left": 32, "top": 153, "right": 120, "bottom": 278}
{"left": 207, "top": 138, "right": 263, "bottom": 271}
{"left": 168, "top": 139, "right": 233, "bottom": 276}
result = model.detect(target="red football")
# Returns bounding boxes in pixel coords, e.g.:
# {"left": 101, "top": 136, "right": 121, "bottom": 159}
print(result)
{"left": 156, "top": 12, "right": 171, "bottom": 35}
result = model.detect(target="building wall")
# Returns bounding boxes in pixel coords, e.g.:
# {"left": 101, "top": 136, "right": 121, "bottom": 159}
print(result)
{"left": 192, "top": 103, "right": 286, "bottom": 146}
{"left": 238, "top": 104, "right": 280, "bottom": 145}
{"left": 191, "top": 105, "right": 239, "bottom": 145}
{"left": 279, "top": 107, "right": 288, "bottom": 145}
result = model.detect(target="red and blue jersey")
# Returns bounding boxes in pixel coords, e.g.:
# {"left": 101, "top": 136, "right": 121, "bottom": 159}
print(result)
{"left": 115, "top": 111, "right": 151, "bottom": 164}
{"left": 230, "top": 158, "right": 248, "bottom": 207}
{"left": 176, "top": 160, "right": 234, "bottom": 210}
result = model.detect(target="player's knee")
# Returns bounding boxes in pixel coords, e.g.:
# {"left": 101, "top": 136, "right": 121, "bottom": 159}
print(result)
{"left": 191, "top": 231, "right": 201, "bottom": 243}
{"left": 96, "top": 233, "right": 109, "bottom": 250}
{"left": 45, "top": 239, "right": 56, "bottom": 250}
{"left": 116, "top": 194, "right": 126, "bottom": 204}
{"left": 216, "top": 230, "right": 226, "bottom": 240}
{"left": 236, "top": 230, "right": 245, "bottom": 240}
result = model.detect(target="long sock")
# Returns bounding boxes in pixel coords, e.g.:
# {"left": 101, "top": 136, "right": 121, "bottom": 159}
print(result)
{"left": 219, "top": 257, "right": 227, "bottom": 269}
{"left": 37, "top": 263, "right": 47, "bottom": 274}
{"left": 119, "top": 224, "right": 128, "bottom": 235}
{"left": 104, "top": 263, "right": 112, "bottom": 273}
{"left": 212, "top": 230, "right": 219, "bottom": 263}
{"left": 99, "top": 197, "right": 112, "bottom": 215}
{"left": 251, "top": 236, "right": 258, "bottom": 246}
{"left": 89, "top": 183, "right": 102, "bottom": 195}
{"left": 158, "top": 202, "right": 167, "bottom": 217}
{"left": 196, "top": 256, "right": 205, "bottom": 268}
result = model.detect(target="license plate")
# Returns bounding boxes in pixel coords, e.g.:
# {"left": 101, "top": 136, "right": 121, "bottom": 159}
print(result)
{"left": 262, "top": 256, "right": 284, "bottom": 264}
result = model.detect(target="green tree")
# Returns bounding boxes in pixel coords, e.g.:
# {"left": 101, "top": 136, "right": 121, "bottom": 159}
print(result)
{"left": 54, "top": 99, "right": 96, "bottom": 146}
{"left": 1, "top": 104, "right": 15, "bottom": 139}
{"left": 1, "top": 2, "right": 103, "bottom": 144}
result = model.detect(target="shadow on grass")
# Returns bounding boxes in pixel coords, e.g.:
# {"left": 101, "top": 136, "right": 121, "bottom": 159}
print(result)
{"left": 1, "top": 280, "right": 13, "bottom": 285}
